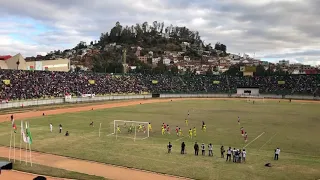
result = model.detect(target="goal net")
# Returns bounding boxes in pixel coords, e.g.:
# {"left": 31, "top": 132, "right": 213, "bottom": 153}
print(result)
{"left": 110, "top": 120, "right": 149, "bottom": 141}
{"left": 246, "top": 95, "right": 265, "bottom": 103}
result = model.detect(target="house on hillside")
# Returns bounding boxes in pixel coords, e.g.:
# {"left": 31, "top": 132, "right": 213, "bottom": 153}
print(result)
{"left": 152, "top": 57, "right": 161, "bottom": 66}
{"left": 138, "top": 56, "right": 148, "bottom": 63}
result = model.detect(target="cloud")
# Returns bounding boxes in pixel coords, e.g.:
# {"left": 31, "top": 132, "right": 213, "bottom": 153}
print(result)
{"left": 0, "top": 0, "right": 320, "bottom": 65}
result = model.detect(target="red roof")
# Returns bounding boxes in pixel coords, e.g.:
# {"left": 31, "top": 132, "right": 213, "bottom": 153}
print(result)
{"left": 0, "top": 55, "right": 12, "bottom": 60}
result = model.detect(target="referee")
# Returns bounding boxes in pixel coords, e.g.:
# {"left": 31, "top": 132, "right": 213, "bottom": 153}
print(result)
{"left": 167, "top": 142, "right": 172, "bottom": 153}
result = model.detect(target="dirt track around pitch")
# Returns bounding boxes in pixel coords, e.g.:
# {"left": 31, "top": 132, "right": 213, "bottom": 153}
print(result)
{"left": 0, "top": 170, "right": 67, "bottom": 180}
{"left": 0, "top": 97, "right": 319, "bottom": 180}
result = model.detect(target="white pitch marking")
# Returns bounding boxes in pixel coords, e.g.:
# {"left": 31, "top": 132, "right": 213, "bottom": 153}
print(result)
{"left": 175, "top": 137, "right": 185, "bottom": 141}
{"left": 243, "top": 132, "right": 265, "bottom": 148}
{"left": 258, "top": 132, "right": 278, "bottom": 150}
{"left": 107, "top": 133, "right": 114, "bottom": 136}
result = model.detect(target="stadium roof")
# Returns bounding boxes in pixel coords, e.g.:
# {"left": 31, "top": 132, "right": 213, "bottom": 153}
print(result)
{"left": 0, "top": 55, "right": 12, "bottom": 60}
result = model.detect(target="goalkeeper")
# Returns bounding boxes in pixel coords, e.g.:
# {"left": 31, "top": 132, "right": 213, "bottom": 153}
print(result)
{"left": 138, "top": 124, "right": 142, "bottom": 132}
{"left": 117, "top": 125, "right": 121, "bottom": 133}
{"left": 128, "top": 124, "right": 133, "bottom": 133}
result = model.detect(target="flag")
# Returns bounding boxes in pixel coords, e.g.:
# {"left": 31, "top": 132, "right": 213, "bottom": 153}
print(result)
{"left": 25, "top": 122, "right": 32, "bottom": 144}
{"left": 88, "top": 80, "right": 95, "bottom": 84}
{"left": 21, "top": 121, "right": 28, "bottom": 143}
{"left": 2, "top": 80, "right": 10, "bottom": 85}
{"left": 12, "top": 123, "right": 17, "bottom": 133}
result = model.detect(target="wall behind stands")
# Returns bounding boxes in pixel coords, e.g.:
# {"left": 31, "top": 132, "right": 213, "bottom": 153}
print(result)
{"left": 0, "top": 94, "right": 319, "bottom": 109}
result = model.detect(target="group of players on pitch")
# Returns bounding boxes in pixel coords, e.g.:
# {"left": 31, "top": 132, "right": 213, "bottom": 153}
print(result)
{"left": 160, "top": 120, "right": 206, "bottom": 138}
{"left": 116, "top": 123, "right": 150, "bottom": 134}
{"left": 114, "top": 113, "right": 248, "bottom": 144}
{"left": 238, "top": 117, "right": 248, "bottom": 143}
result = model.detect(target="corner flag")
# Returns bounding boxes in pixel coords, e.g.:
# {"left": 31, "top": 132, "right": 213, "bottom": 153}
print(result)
{"left": 25, "top": 122, "right": 32, "bottom": 144}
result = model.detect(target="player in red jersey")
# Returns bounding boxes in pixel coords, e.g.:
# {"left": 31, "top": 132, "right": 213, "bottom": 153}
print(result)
{"left": 166, "top": 125, "right": 170, "bottom": 134}
{"left": 240, "top": 127, "right": 244, "bottom": 136}
{"left": 143, "top": 125, "right": 147, "bottom": 133}
{"left": 163, "top": 123, "right": 167, "bottom": 129}
{"left": 175, "top": 126, "right": 179, "bottom": 136}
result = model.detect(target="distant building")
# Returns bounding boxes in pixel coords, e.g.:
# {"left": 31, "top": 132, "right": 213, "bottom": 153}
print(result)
{"left": 152, "top": 57, "right": 161, "bottom": 65}
{"left": 0, "top": 60, "right": 8, "bottom": 69}
{"left": 138, "top": 56, "right": 148, "bottom": 63}
{"left": 279, "top": 60, "right": 289, "bottom": 66}
{"left": 26, "top": 58, "right": 70, "bottom": 72}
{"left": 0, "top": 53, "right": 70, "bottom": 72}
{"left": 163, "top": 57, "right": 171, "bottom": 65}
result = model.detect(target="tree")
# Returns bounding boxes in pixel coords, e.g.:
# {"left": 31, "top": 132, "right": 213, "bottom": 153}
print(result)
{"left": 160, "top": 22, "right": 164, "bottom": 33}
{"left": 214, "top": 42, "right": 221, "bottom": 51}
{"left": 152, "top": 21, "right": 158, "bottom": 32}
{"left": 220, "top": 44, "right": 227, "bottom": 52}
{"left": 206, "top": 66, "right": 213, "bottom": 75}
{"left": 170, "top": 66, "right": 179, "bottom": 75}
{"left": 225, "top": 64, "right": 240, "bottom": 76}
{"left": 142, "top": 22, "right": 148, "bottom": 33}
{"left": 255, "top": 65, "right": 265, "bottom": 76}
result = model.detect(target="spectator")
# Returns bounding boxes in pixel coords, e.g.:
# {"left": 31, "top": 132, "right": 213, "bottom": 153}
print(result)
{"left": 201, "top": 143, "right": 205, "bottom": 156}
{"left": 194, "top": 142, "right": 199, "bottom": 156}
{"left": 220, "top": 146, "right": 225, "bottom": 158}
{"left": 274, "top": 148, "right": 280, "bottom": 160}
{"left": 238, "top": 149, "right": 242, "bottom": 163}
{"left": 242, "top": 149, "right": 246, "bottom": 163}
{"left": 208, "top": 143, "right": 213, "bottom": 156}
{"left": 181, "top": 142, "right": 185, "bottom": 154}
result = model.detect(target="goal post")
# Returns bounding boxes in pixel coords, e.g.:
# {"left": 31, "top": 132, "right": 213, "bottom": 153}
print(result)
{"left": 246, "top": 95, "right": 265, "bottom": 103}
{"left": 111, "top": 120, "right": 150, "bottom": 141}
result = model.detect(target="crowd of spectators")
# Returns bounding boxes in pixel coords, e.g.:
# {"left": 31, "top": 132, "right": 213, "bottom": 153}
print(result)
{"left": 0, "top": 69, "right": 319, "bottom": 100}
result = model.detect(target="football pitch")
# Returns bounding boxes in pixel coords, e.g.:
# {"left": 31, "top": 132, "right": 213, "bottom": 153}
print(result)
{"left": 0, "top": 99, "right": 320, "bottom": 180}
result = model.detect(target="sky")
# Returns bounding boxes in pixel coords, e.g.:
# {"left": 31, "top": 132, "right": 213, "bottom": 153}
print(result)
{"left": 1, "top": 0, "right": 320, "bottom": 65}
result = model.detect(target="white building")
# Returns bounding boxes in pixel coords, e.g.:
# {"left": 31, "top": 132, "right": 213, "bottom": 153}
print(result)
{"left": 163, "top": 58, "right": 171, "bottom": 65}
{"left": 152, "top": 57, "right": 161, "bottom": 65}
{"left": 184, "top": 56, "right": 191, "bottom": 61}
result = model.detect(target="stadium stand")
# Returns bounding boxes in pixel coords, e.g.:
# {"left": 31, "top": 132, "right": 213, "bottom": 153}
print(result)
{"left": 0, "top": 69, "right": 319, "bottom": 100}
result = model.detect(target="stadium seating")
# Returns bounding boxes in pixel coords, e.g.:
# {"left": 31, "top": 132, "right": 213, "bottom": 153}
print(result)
{"left": 0, "top": 69, "right": 319, "bottom": 100}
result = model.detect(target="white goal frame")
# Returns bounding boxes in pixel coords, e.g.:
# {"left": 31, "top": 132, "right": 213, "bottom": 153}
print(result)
{"left": 246, "top": 95, "right": 265, "bottom": 103}
{"left": 112, "top": 120, "right": 150, "bottom": 141}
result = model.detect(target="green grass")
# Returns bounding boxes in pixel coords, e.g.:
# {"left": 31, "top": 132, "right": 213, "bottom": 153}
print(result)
{"left": 0, "top": 157, "right": 105, "bottom": 180}
{"left": 0, "top": 99, "right": 320, "bottom": 180}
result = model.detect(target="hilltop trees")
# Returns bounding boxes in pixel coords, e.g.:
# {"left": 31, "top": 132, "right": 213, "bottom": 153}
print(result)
{"left": 98, "top": 21, "right": 204, "bottom": 50}
{"left": 56, "top": 21, "right": 229, "bottom": 73}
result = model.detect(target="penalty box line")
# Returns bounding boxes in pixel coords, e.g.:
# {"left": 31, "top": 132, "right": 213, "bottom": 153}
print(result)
{"left": 243, "top": 132, "right": 265, "bottom": 149}
{"left": 107, "top": 133, "right": 114, "bottom": 136}
{"left": 258, "top": 132, "right": 278, "bottom": 151}
{"left": 175, "top": 137, "right": 185, "bottom": 141}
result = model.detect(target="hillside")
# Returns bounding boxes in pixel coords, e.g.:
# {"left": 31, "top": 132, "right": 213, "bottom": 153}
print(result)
{"left": 32, "top": 21, "right": 228, "bottom": 73}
